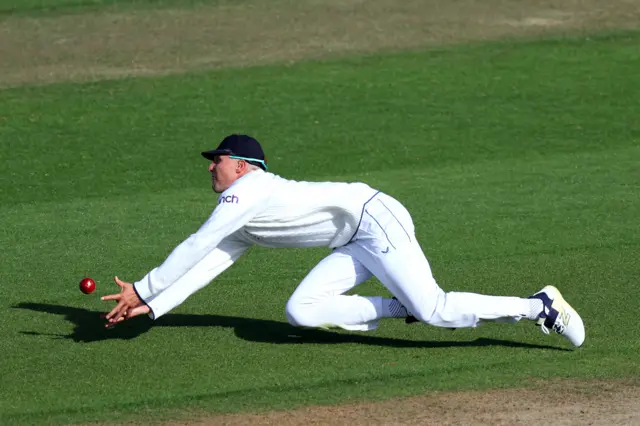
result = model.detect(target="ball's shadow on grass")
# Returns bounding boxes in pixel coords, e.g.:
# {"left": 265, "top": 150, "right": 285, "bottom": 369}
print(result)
{"left": 13, "top": 302, "right": 568, "bottom": 351}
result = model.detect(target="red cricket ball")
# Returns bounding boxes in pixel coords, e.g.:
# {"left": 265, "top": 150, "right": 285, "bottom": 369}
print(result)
{"left": 79, "top": 277, "right": 96, "bottom": 294}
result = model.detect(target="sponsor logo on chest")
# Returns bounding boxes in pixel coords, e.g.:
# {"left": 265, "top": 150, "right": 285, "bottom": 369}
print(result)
{"left": 219, "top": 194, "right": 239, "bottom": 204}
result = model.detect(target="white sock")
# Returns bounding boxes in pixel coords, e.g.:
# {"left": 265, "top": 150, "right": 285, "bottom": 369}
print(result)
{"left": 381, "top": 298, "right": 408, "bottom": 318}
{"left": 528, "top": 299, "right": 544, "bottom": 321}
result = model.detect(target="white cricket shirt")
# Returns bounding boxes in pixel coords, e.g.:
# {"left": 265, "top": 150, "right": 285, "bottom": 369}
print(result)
{"left": 134, "top": 169, "right": 379, "bottom": 319}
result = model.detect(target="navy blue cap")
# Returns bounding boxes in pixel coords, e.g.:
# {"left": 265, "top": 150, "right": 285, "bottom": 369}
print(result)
{"left": 201, "top": 134, "right": 268, "bottom": 171}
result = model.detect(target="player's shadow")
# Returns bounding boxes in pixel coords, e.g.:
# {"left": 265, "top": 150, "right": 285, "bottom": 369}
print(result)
{"left": 13, "top": 302, "right": 568, "bottom": 351}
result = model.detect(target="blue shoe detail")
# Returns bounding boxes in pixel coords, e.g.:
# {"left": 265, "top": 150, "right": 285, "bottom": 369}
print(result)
{"left": 529, "top": 292, "right": 560, "bottom": 329}
{"left": 528, "top": 286, "right": 585, "bottom": 347}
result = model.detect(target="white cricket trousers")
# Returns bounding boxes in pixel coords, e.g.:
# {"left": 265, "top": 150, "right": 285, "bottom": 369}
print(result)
{"left": 285, "top": 192, "right": 531, "bottom": 331}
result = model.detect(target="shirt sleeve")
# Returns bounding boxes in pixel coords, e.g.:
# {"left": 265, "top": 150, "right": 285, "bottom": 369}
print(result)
{"left": 133, "top": 181, "right": 264, "bottom": 303}
{"left": 142, "top": 234, "right": 251, "bottom": 319}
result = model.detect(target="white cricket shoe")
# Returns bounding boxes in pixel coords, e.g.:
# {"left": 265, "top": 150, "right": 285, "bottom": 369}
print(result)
{"left": 529, "top": 285, "right": 585, "bottom": 347}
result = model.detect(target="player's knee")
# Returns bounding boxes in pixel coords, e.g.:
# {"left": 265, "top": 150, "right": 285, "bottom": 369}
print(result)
{"left": 285, "top": 299, "right": 319, "bottom": 328}
{"left": 403, "top": 297, "right": 440, "bottom": 324}
{"left": 409, "top": 291, "right": 466, "bottom": 327}
{"left": 408, "top": 309, "right": 434, "bottom": 324}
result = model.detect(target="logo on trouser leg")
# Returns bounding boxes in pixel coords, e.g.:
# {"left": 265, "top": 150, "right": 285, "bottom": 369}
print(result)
{"left": 381, "top": 247, "right": 389, "bottom": 254}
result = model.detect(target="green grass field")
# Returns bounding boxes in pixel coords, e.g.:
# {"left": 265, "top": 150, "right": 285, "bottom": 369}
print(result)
{"left": 1, "top": 1, "right": 639, "bottom": 424}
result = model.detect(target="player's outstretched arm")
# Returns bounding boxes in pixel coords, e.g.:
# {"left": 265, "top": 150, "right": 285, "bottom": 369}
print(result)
{"left": 141, "top": 236, "right": 251, "bottom": 320}
{"left": 134, "top": 183, "right": 264, "bottom": 300}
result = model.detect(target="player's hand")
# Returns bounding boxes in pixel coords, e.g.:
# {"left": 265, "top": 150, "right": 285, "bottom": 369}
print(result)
{"left": 101, "top": 276, "right": 149, "bottom": 327}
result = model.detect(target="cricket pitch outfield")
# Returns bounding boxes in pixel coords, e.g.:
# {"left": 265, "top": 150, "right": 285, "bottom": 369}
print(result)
{"left": 1, "top": 0, "right": 639, "bottom": 425}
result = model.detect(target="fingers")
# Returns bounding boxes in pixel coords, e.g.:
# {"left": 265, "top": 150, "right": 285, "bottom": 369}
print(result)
{"left": 101, "top": 294, "right": 121, "bottom": 302}
{"left": 104, "top": 316, "right": 125, "bottom": 329}
{"left": 114, "top": 276, "right": 126, "bottom": 288}
{"left": 127, "top": 305, "right": 150, "bottom": 319}
{"left": 103, "top": 306, "right": 148, "bottom": 329}
{"left": 108, "top": 310, "right": 129, "bottom": 323}
{"left": 102, "top": 275, "right": 146, "bottom": 328}
{"left": 106, "top": 300, "right": 127, "bottom": 321}
{"left": 100, "top": 276, "right": 129, "bottom": 301}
